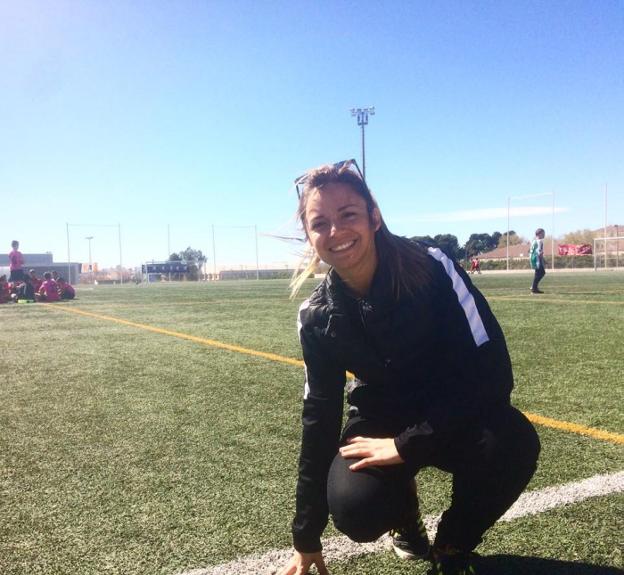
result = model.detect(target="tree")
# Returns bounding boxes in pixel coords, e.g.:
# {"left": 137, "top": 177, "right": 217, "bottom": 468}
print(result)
{"left": 561, "top": 229, "right": 597, "bottom": 245}
{"left": 410, "top": 234, "right": 465, "bottom": 261}
{"left": 497, "top": 231, "right": 525, "bottom": 248}
{"left": 411, "top": 235, "right": 435, "bottom": 244}
{"left": 433, "top": 234, "right": 465, "bottom": 260}
{"left": 169, "top": 247, "right": 207, "bottom": 280}
{"left": 464, "top": 233, "right": 498, "bottom": 257}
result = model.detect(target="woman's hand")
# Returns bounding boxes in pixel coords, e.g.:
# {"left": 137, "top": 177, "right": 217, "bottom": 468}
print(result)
{"left": 339, "top": 436, "right": 404, "bottom": 471}
{"left": 277, "top": 550, "right": 329, "bottom": 575}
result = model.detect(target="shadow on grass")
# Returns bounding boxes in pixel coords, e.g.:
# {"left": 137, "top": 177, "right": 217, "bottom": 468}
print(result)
{"left": 477, "top": 555, "right": 623, "bottom": 574}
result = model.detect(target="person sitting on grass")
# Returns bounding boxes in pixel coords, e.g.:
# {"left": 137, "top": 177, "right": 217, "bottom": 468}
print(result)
{"left": 37, "top": 272, "right": 60, "bottom": 302}
{"left": 14, "top": 275, "right": 36, "bottom": 303}
{"left": 0, "top": 275, "right": 11, "bottom": 304}
{"left": 57, "top": 277, "right": 76, "bottom": 300}
{"left": 29, "top": 269, "right": 43, "bottom": 292}
{"left": 277, "top": 160, "right": 540, "bottom": 575}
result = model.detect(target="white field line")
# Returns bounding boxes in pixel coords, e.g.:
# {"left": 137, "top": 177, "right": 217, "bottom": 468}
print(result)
{"left": 177, "top": 470, "right": 624, "bottom": 575}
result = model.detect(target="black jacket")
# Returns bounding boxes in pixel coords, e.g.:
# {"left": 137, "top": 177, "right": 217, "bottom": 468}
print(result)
{"left": 292, "top": 245, "right": 514, "bottom": 552}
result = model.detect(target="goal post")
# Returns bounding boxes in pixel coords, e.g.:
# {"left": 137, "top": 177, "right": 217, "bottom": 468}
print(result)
{"left": 593, "top": 237, "right": 624, "bottom": 270}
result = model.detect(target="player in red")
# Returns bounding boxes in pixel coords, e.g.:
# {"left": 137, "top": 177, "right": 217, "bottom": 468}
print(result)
{"left": 8, "top": 240, "right": 25, "bottom": 283}
{"left": 469, "top": 257, "right": 481, "bottom": 275}
{"left": 37, "top": 272, "right": 61, "bottom": 302}
{"left": 57, "top": 277, "right": 76, "bottom": 300}
{"left": 0, "top": 275, "right": 11, "bottom": 303}
{"left": 28, "top": 269, "right": 43, "bottom": 292}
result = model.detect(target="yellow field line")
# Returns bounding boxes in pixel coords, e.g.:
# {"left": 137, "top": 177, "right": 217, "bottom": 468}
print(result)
{"left": 488, "top": 296, "right": 624, "bottom": 305}
{"left": 524, "top": 411, "right": 624, "bottom": 445}
{"left": 44, "top": 304, "right": 624, "bottom": 445}
{"left": 45, "top": 304, "right": 304, "bottom": 368}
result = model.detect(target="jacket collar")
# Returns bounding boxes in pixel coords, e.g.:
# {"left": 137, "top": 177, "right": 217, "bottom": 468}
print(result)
{"left": 324, "top": 259, "right": 395, "bottom": 314}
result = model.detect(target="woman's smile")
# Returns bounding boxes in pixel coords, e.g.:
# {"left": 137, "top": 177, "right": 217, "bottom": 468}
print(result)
{"left": 329, "top": 239, "right": 357, "bottom": 253}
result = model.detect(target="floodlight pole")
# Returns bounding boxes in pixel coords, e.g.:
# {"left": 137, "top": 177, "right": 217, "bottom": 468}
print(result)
{"left": 350, "top": 106, "right": 375, "bottom": 180}
{"left": 506, "top": 197, "right": 510, "bottom": 271}
{"left": 255, "top": 224, "right": 260, "bottom": 281}
{"left": 604, "top": 184, "right": 608, "bottom": 269}
{"left": 85, "top": 236, "right": 94, "bottom": 284}
{"left": 66, "top": 223, "right": 71, "bottom": 283}
{"left": 551, "top": 192, "right": 555, "bottom": 271}
{"left": 212, "top": 224, "right": 217, "bottom": 279}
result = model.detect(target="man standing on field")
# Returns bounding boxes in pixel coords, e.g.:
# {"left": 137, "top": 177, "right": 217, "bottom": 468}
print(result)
{"left": 530, "top": 228, "right": 546, "bottom": 294}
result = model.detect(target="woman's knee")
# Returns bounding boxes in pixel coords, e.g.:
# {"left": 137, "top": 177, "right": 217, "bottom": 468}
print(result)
{"left": 330, "top": 498, "right": 390, "bottom": 542}
{"left": 328, "top": 458, "right": 405, "bottom": 542}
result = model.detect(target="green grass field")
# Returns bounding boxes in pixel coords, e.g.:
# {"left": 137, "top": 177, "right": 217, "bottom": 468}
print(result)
{"left": 1, "top": 272, "right": 623, "bottom": 575}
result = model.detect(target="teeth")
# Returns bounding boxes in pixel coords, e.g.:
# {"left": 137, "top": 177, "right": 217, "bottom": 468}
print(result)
{"left": 330, "top": 241, "right": 355, "bottom": 252}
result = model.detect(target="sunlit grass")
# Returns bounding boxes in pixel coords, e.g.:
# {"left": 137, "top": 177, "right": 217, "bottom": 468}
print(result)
{"left": 0, "top": 272, "right": 622, "bottom": 574}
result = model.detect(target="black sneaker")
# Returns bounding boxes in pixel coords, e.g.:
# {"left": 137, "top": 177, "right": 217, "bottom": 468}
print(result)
{"left": 530, "top": 288, "right": 544, "bottom": 294}
{"left": 427, "top": 544, "right": 479, "bottom": 575}
{"left": 390, "top": 481, "right": 430, "bottom": 560}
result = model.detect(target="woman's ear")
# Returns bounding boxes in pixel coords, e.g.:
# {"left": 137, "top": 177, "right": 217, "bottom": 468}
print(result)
{"left": 371, "top": 207, "right": 382, "bottom": 232}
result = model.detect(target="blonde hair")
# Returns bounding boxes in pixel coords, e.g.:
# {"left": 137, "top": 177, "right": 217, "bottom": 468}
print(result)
{"left": 289, "top": 162, "right": 431, "bottom": 299}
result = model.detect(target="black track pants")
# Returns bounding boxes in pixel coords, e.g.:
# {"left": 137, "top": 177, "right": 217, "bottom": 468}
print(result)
{"left": 327, "top": 406, "right": 540, "bottom": 552}
{"left": 532, "top": 266, "right": 546, "bottom": 291}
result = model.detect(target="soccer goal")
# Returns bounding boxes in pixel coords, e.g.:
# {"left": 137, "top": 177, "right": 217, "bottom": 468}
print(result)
{"left": 593, "top": 237, "right": 624, "bottom": 270}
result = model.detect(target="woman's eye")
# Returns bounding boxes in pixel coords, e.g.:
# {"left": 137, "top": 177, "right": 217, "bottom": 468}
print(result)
{"left": 310, "top": 221, "right": 327, "bottom": 231}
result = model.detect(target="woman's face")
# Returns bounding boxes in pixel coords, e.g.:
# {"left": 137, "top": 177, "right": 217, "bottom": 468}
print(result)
{"left": 304, "top": 182, "right": 380, "bottom": 277}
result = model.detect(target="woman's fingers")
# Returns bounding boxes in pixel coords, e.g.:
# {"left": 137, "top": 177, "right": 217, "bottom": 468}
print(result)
{"left": 315, "top": 553, "right": 330, "bottom": 575}
{"left": 339, "top": 437, "right": 403, "bottom": 468}
{"left": 348, "top": 457, "right": 374, "bottom": 471}
{"left": 277, "top": 551, "right": 329, "bottom": 575}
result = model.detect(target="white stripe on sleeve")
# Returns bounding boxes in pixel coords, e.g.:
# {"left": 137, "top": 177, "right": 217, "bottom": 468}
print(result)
{"left": 427, "top": 247, "right": 490, "bottom": 347}
{"left": 298, "top": 299, "right": 311, "bottom": 398}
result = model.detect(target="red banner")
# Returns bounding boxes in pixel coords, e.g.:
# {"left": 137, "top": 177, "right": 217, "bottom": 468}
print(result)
{"left": 558, "top": 244, "right": 592, "bottom": 256}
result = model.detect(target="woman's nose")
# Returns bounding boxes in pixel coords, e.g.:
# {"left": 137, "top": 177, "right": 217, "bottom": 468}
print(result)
{"left": 329, "top": 220, "right": 342, "bottom": 236}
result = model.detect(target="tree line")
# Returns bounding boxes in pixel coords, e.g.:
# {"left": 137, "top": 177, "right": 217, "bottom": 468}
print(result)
{"left": 411, "top": 231, "right": 525, "bottom": 261}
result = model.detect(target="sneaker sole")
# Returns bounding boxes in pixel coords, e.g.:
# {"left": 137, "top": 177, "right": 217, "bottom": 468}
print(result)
{"left": 392, "top": 542, "right": 430, "bottom": 561}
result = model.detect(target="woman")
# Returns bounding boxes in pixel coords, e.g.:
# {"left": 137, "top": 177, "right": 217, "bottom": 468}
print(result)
{"left": 278, "top": 161, "right": 540, "bottom": 575}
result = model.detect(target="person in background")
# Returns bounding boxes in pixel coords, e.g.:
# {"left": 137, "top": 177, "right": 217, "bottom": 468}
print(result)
{"left": 37, "top": 272, "right": 60, "bottom": 302}
{"left": 57, "top": 277, "right": 76, "bottom": 300}
{"left": 0, "top": 275, "right": 11, "bottom": 303}
{"left": 29, "top": 269, "right": 43, "bottom": 292}
{"left": 529, "top": 228, "right": 546, "bottom": 294}
{"left": 15, "top": 275, "right": 36, "bottom": 303}
{"left": 278, "top": 161, "right": 540, "bottom": 575}
{"left": 8, "top": 240, "right": 25, "bottom": 283}
{"left": 469, "top": 257, "right": 481, "bottom": 275}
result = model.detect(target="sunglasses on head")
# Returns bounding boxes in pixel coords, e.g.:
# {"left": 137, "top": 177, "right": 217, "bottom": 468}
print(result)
{"left": 294, "top": 159, "right": 364, "bottom": 199}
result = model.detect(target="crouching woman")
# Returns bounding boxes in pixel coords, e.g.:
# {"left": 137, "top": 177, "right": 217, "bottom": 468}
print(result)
{"left": 277, "top": 161, "right": 540, "bottom": 575}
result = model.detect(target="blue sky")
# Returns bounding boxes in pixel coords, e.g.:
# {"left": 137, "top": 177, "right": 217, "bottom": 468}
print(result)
{"left": 1, "top": 1, "right": 622, "bottom": 270}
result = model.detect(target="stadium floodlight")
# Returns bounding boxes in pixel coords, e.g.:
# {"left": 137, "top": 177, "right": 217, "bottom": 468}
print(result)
{"left": 66, "top": 223, "right": 123, "bottom": 284}
{"left": 350, "top": 106, "right": 375, "bottom": 180}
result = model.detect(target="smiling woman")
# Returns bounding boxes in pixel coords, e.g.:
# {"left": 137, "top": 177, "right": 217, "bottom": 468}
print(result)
{"left": 278, "top": 161, "right": 541, "bottom": 575}
{"left": 303, "top": 182, "right": 380, "bottom": 296}
{"left": 290, "top": 161, "right": 432, "bottom": 299}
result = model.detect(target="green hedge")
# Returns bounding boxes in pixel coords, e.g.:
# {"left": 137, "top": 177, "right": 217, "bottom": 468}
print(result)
{"left": 469, "top": 255, "right": 617, "bottom": 271}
